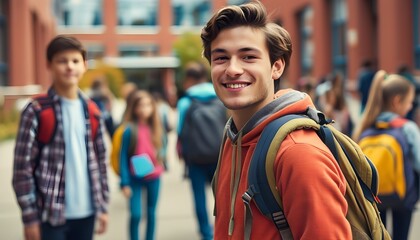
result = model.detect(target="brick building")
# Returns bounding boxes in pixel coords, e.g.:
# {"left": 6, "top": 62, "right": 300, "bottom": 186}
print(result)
{"left": 0, "top": 0, "right": 56, "bottom": 109}
{"left": 1, "top": 0, "right": 419, "bottom": 107}
{"left": 262, "top": 0, "right": 419, "bottom": 87}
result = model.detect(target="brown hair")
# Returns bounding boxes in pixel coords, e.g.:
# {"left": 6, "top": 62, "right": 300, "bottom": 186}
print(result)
{"left": 46, "top": 35, "right": 86, "bottom": 62}
{"left": 352, "top": 70, "right": 414, "bottom": 141}
{"left": 201, "top": 1, "right": 292, "bottom": 69}
{"left": 124, "top": 90, "right": 163, "bottom": 150}
{"left": 327, "top": 72, "right": 346, "bottom": 111}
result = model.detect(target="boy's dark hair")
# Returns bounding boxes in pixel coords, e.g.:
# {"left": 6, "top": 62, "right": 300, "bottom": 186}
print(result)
{"left": 185, "top": 61, "right": 208, "bottom": 82}
{"left": 201, "top": 1, "right": 292, "bottom": 91}
{"left": 46, "top": 35, "right": 86, "bottom": 62}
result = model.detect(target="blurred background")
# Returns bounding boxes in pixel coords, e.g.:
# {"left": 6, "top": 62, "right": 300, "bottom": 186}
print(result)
{"left": 0, "top": 0, "right": 418, "bottom": 133}
{"left": 1, "top": 0, "right": 420, "bottom": 239}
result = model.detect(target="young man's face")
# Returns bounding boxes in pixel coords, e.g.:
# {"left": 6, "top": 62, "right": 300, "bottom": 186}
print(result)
{"left": 48, "top": 49, "right": 86, "bottom": 89}
{"left": 210, "top": 26, "right": 284, "bottom": 117}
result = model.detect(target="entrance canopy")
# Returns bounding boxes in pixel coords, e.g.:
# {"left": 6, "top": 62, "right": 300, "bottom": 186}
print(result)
{"left": 87, "top": 56, "right": 180, "bottom": 69}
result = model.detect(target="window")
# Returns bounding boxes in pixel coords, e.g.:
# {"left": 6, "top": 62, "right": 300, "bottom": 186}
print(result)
{"left": 0, "top": 0, "right": 7, "bottom": 86}
{"left": 299, "top": 7, "right": 314, "bottom": 76}
{"left": 119, "top": 45, "right": 159, "bottom": 57}
{"left": 414, "top": 0, "right": 420, "bottom": 69}
{"left": 53, "top": 0, "right": 103, "bottom": 27}
{"left": 331, "top": 0, "right": 347, "bottom": 75}
{"left": 172, "top": 0, "right": 211, "bottom": 26}
{"left": 86, "top": 45, "right": 105, "bottom": 60}
{"left": 118, "top": 0, "right": 158, "bottom": 26}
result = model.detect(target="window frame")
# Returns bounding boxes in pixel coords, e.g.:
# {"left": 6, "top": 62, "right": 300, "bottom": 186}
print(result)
{"left": 53, "top": 0, "right": 104, "bottom": 29}
{"left": 0, "top": 0, "right": 8, "bottom": 86}
{"left": 171, "top": 0, "right": 212, "bottom": 28}
{"left": 117, "top": 0, "right": 159, "bottom": 27}
{"left": 299, "top": 6, "right": 314, "bottom": 76}
{"left": 414, "top": 0, "right": 420, "bottom": 69}
{"left": 331, "top": 0, "right": 348, "bottom": 76}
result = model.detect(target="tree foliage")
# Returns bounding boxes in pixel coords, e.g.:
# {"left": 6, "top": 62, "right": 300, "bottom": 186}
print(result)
{"left": 173, "top": 32, "right": 206, "bottom": 69}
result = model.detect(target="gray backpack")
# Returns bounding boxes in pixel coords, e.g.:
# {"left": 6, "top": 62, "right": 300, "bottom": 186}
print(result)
{"left": 179, "top": 97, "right": 226, "bottom": 164}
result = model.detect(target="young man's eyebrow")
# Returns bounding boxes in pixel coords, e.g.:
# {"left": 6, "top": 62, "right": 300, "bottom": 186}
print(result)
{"left": 238, "top": 47, "right": 261, "bottom": 53}
{"left": 211, "top": 47, "right": 261, "bottom": 55}
{"left": 211, "top": 48, "right": 227, "bottom": 55}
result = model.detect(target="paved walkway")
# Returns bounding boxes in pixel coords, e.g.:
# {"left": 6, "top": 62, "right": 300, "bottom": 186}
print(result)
{"left": 0, "top": 132, "right": 214, "bottom": 240}
{"left": 2, "top": 95, "right": 420, "bottom": 239}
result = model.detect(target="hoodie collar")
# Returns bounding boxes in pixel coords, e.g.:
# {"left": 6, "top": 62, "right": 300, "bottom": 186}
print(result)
{"left": 226, "top": 89, "right": 314, "bottom": 143}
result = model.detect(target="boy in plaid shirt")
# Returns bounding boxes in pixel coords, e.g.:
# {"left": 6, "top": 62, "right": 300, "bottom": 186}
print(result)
{"left": 12, "top": 35, "right": 109, "bottom": 240}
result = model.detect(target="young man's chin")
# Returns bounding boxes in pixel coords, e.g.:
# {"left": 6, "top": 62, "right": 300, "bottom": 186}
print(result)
{"left": 221, "top": 100, "right": 249, "bottom": 111}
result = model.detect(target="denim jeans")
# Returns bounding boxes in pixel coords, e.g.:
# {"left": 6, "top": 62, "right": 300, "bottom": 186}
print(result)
{"left": 379, "top": 206, "right": 413, "bottom": 240}
{"left": 188, "top": 162, "right": 217, "bottom": 240}
{"left": 41, "top": 215, "right": 95, "bottom": 240}
{"left": 129, "top": 177, "right": 161, "bottom": 240}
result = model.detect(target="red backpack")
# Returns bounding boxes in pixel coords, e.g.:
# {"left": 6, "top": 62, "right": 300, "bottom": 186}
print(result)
{"left": 34, "top": 94, "right": 100, "bottom": 144}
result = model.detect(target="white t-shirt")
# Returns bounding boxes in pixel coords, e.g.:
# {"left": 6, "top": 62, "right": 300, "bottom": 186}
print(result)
{"left": 61, "top": 97, "right": 93, "bottom": 219}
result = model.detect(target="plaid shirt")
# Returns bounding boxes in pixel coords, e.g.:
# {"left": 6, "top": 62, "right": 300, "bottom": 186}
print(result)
{"left": 12, "top": 88, "right": 109, "bottom": 226}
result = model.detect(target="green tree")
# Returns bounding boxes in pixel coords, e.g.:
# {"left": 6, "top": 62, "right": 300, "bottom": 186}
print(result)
{"left": 173, "top": 32, "right": 210, "bottom": 96}
{"left": 173, "top": 32, "right": 205, "bottom": 69}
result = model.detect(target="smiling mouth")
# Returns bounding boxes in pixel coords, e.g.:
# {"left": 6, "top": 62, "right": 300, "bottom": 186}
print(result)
{"left": 224, "top": 83, "right": 250, "bottom": 89}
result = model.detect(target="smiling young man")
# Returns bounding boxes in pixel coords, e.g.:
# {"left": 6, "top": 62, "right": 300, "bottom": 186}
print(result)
{"left": 12, "top": 35, "right": 109, "bottom": 240}
{"left": 201, "top": 2, "right": 352, "bottom": 239}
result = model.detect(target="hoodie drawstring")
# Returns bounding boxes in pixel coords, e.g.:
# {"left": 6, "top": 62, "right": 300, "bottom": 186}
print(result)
{"left": 228, "top": 131, "right": 243, "bottom": 236}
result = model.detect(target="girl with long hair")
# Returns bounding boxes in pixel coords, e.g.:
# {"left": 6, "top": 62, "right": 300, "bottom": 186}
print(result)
{"left": 119, "top": 90, "right": 164, "bottom": 240}
{"left": 353, "top": 70, "right": 420, "bottom": 240}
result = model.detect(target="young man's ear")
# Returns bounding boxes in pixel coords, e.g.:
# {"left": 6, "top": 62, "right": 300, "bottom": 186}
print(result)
{"left": 272, "top": 59, "right": 285, "bottom": 80}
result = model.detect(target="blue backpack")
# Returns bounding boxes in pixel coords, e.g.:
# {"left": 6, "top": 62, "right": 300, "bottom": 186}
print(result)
{"left": 212, "top": 109, "right": 390, "bottom": 240}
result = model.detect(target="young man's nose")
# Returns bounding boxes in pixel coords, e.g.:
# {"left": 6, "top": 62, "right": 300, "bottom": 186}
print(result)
{"left": 225, "top": 58, "right": 243, "bottom": 77}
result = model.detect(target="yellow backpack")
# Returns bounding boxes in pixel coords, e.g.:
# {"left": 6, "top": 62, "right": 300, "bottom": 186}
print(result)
{"left": 110, "top": 124, "right": 137, "bottom": 176}
{"left": 358, "top": 118, "right": 411, "bottom": 207}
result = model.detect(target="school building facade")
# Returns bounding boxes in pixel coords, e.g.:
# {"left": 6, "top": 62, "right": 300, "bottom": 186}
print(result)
{"left": 264, "top": 0, "right": 419, "bottom": 87}
{"left": 1, "top": 0, "right": 419, "bottom": 108}
{"left": 0, "top": 0, "right": 56, "bottom": 108}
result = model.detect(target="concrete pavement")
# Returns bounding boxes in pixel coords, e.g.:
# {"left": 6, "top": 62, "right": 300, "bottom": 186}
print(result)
{"left": 2, "top": 95, "right": 420, "bottom": 239}
{"left": 0, "top": 132, "right": 214, "bottom": 240}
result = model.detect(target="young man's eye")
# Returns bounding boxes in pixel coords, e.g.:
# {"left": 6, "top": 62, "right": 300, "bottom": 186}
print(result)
{"left": 243, "top": 55, "right": 257, "bottom": 60}
{"left": 212, "top": 56, "right": 228, "bottom": 62}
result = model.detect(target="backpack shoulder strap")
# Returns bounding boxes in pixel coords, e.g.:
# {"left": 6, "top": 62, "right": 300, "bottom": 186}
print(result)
{"left": 389, "top": 117, "right": 408, "bottom": 128}
{"left": 33, "top": 94, "right": 56, "bottom": 144}
{"left": 375, "top": 117, "right": 408, "bottom": 129}
{"left": 126, "top": 123, "right": 138, "bottom": 157}
{"left": 243, "top": 114, "right": 319, "bottom": 240}
{"left": 86, "top": 99, "right": 101, "bottom": 140}
{"left": 244, "top": 112, "right": 385, "bottom": 240}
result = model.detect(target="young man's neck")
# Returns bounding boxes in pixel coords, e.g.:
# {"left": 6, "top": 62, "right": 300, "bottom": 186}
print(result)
{"left": 53, "top": 84, "right": 79, "bottom": 99}
{"left": 231, "top": 111, "right": 254, "bottom": 131}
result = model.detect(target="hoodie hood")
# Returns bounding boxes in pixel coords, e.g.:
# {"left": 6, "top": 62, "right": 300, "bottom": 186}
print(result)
{"left": 226, "top": 89, "right": 316, "bottom": 144}
{"left": 186, "top": 82, "right": 218, "bottom": 102}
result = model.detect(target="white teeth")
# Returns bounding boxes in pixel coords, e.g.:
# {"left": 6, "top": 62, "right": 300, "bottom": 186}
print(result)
{"left": 226, "top": 83, "right": 248, "bottom": 89}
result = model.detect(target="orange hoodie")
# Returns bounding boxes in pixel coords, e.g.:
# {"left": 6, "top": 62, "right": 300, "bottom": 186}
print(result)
{"left": 214, "top": 89, "right": 352, "bottom": 239}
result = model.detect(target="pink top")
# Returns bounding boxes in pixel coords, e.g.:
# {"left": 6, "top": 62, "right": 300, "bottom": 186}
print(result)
{"left": 136, "top": 123, "right": 163, "bottom": 179}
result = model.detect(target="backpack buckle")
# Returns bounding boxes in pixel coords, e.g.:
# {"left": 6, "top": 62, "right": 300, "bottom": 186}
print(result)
{"left": 242, "top": 189, "right": 254, "bottom": 205}
{"left": 306, "top": 107, "right": 333, "bottom": 125}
